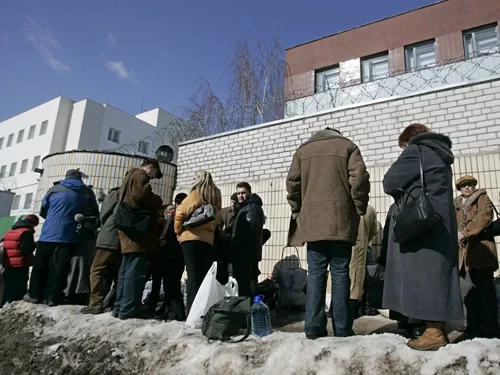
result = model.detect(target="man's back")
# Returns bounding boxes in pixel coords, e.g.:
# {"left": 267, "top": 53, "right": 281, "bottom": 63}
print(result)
{"left": 286, "top": 128, "right": 370, "bottom": 246}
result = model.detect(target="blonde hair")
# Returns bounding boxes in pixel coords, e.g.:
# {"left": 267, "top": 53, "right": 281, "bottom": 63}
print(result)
{"left": 191, "top": 170, "right": 222, "bottom": 210}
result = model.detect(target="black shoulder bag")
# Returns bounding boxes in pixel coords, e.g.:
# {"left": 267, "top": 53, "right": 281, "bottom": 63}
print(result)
{"left": 482, "top": 201, "right": 500, "bottom": 237}
{"left": 392, "top": 145, "right": 440, "bottom": 244}
{"left": 115, "top": 178, "right": 155, "bottom": 240}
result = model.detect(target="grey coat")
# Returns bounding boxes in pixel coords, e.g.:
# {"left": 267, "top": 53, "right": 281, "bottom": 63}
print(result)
{"left": 95, "top": 187, "right": 120, "bottom": 251}
{"left": 382, "top": 132, "right": 463, "bottom": 322}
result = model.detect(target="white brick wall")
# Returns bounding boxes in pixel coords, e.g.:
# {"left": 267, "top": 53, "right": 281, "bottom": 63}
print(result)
{"left": 177, "top": 78, "right": 500, "bottom": 278}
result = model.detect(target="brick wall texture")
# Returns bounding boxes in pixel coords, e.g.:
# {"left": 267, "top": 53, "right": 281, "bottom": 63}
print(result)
{"left": 177, "top": 78, "right": 500, "bottom": 278}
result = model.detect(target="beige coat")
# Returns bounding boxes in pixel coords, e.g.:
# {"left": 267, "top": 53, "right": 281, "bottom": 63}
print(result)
{"left": 286, "top": 129, "right": 370, "bottom": 246}
{"left": 350, "top": 205, "right": 378, "bottom": 300}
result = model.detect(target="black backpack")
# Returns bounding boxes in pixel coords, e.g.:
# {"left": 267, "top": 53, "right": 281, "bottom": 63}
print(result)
{"left": 201, "top": 296, "right": 251, "bottom": 342}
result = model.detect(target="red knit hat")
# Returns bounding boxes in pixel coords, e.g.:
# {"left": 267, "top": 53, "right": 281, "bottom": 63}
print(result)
{"left": 25, "top": 214, "right": 40, "bottom": 226}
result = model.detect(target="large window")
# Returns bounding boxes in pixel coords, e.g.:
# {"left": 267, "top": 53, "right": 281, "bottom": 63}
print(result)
{"left": 23, "top": 193, "right": 33, "bottom": 209}
{"left": 11, "top": 195, "right": 20, "bottom": 211}
{"left": 40, "top": 120, "right": 48, "bottom": 135}
{"left": 0, "top": 165, "right": 6, "bottom": 176}
{"left": 32, "top": 155, "right": 41, "bottom": 171}
{"left": 7, "top": 133, "right": 14, "bottom": 147}
{"left": 17, "top": 129, "right": 24, "bottom": 143}
{"left": 463, "top": 24, "right": 499, "bottom": 58}
{"left": 0, "top": 137, "right": 4, "bottom": 149}
{"left": 405, "top": 40, "right": 436, "bottom": 71}
{"left": 20, "top": 159, "right": 28, "bottom": 174}
{"left": 108, "top": 128, "right": 121, "bottom": 144}
{"left": 9, "top": 162, "right": 17, "bottom": 176}
{"left": 315, "top": 66, "right": 340, "bottom": 93}
{"left": 28, "top": 125, "right": 36, "bottom": 139}
{"left": 361, "top": 53, "right": 389, "bottom": 82}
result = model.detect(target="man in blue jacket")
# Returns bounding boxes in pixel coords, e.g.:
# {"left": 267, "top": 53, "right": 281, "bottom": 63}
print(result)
{"left": 24, "top": 169, "right": 99, "bottom": 306}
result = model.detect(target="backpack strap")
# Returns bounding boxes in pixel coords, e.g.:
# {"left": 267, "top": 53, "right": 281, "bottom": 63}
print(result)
{"left": 227, "top": 315, "right": 251, "bottom": 343}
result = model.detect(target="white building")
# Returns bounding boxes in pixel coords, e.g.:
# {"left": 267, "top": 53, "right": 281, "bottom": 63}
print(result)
{"left": 0, "top": 96, "right": 180, "bottom": 217}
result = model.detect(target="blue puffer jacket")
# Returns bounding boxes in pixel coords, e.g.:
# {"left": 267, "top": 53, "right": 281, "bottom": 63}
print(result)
{"left": 39, "top": 177, "right": 99, "bottom": 244}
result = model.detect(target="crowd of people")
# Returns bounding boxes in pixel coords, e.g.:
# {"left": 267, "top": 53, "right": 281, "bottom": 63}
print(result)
{"left": 0, "top": 122, "right": 498, "bottom": 353}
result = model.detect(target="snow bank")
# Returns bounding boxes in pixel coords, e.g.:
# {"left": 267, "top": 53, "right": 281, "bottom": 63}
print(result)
{"left": 1, "top": 302, "right": 499, "bottom": 374}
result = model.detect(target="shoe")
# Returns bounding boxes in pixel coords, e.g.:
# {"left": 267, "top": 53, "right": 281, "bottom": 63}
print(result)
{"left": 23, "top": 295, "right": 41, "bottom": 304}
{"left": 119, "top": 309, "right": 153, "bottom": 320}
{"left": 305, "top": 331, "right": 328, "bottom": 340}
{"left": 166, "top": 301, "right": 186, "bottom": 321}
{"left": 47, "top": 300, "right": 59, "bottom": 307}
{"left": 81, "top": 306, "right": 104, "bottom": 315}
{"left": 111, "top": 311, "right": 119, "bottom": 318}
{"left": 407, "top": 322, "right": 449, "bottom": 351}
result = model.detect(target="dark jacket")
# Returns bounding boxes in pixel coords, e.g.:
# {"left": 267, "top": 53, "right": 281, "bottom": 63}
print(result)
{"left": 220, "top": 206, "right": 236, "bottom": 230}
{"left": 377, "top": 203, "right": 396, "bottom": 267}
{"left": 159, "top": 215, "right": 183, "bottom": 260}
{"left": 95, "top": 187, "right": 120, "bottom": 251}
{"left": 231, "top": 194, "right": 265, "bottom": 263}
{"left": 3, "top": 219, "right": 36, "bottom": 268}
{"left": 286, "top": 129, "right": 370, "bottom": 246}
{"left": 39, "top": 177, "right": 99, "bottom": 244}
{"left": 455, "top": 189, "right": 498, "bottom": 271}
{"left": 382, "top": 132, "right": 463, "bottom": 322}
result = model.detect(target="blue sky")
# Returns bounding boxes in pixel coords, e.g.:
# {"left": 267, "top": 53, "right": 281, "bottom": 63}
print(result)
{"left": 0, "top": 0, "right": 436, "bottom": 121}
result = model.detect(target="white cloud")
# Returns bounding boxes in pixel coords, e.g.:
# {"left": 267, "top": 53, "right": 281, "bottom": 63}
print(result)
{"left": 106, "top": 32, "right": 117, "bottom": 45}
{"left": 25, "top": 17, "right": 70, "bottom": 72}
{"left": 106, "top": 60, "right": 133, "bottom": 80}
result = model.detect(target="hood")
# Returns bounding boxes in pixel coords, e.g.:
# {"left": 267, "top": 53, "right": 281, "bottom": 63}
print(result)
{"left": 301, "top": 128, "right": 346, "bottom": 147}
{"left": 59, "top": 177, "right": 89, "bottom": 193}
{"left": 409, "top": 133, "right": 454, "bottom": 165}
{"left": 11, "top": 219, "right": 34, "bottom": 230}
{"left": 245, "top": 193, "right": 263, "bottom": 207}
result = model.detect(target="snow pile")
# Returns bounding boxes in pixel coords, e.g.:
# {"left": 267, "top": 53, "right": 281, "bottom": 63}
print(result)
{"left": 1, "top": 302, "right": 500, "bottom": 374}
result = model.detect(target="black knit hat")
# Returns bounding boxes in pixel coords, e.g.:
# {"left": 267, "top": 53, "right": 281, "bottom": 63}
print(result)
{"left": 230, "top": 193, "right": 238, "bottom": 202}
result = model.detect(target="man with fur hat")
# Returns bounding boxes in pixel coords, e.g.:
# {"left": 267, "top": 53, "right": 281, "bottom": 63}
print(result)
{"left": 24, "top": 169, "right": 99, "bottom": 306}
{"left": 454, "top": 174, "right": 499, "bottom": 338}
{"left": 1, "top": 215, "right": 39, "bottom": 306}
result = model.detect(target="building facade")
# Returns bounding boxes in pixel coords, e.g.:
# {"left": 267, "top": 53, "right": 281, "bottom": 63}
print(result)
{"left": 285, "top": 0, "right": 500, "bottom": 116}
{"left": 0, "top": 96, "right": 180, "bottom": 217}
{"left": 176, "top": 77, "right": 500, "bottom": 279}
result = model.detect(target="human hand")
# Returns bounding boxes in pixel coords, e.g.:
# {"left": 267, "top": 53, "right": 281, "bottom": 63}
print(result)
{"left": 291, "top": 213, "right": 299, "bottom": 220}
{"left": 458, "top": 231, "right": 465, "bottom": 242}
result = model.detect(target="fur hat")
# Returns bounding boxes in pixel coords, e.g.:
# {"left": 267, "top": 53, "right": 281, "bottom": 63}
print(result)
{"left": 455, "top": 175, "right": 478, "bottom": 190}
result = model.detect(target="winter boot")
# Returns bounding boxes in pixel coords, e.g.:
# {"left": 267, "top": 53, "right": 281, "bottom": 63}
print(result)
{"left": 406, "top": 322, "right": 449, "bottom": 351}
{"left": 167, "top": 300, "right": 187, "bottom": 321}
{"left": 23, "top": 294, "right": 41, "bottom": 304}
{"left": 349, "top": 299, "right": 361, "bottom": 320}
{"left": 81, "top": 306, "right": 104, "bottom": 315}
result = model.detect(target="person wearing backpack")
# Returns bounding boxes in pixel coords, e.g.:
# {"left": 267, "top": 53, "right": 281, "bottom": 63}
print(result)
{"left": 1, "top": 215, "right": 39, "bottom": 306}
{"left": 81, "top": 186, "right": 122, "bottom": 315}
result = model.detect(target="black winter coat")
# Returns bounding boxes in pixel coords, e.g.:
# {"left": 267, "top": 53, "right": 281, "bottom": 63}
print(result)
{"left": 382, "top": 132, "right": 463, "bottom": 322}
{"left": 231, "top": 194, "right": 265, "bottom": 263}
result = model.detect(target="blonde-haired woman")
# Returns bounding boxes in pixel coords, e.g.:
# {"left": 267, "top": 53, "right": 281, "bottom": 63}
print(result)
{"left": 174, "top": 170, "right": 222, "bottom": 313}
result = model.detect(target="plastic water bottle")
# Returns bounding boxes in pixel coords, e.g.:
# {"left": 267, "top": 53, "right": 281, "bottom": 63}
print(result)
{"left": 250, "top": 295, "right": 272, "bottom": 337}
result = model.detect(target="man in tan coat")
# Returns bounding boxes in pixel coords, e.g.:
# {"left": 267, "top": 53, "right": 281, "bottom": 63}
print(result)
{"left": 286, "top": 127, "right": 370, "bottom": 339}
{"left": 113, "top": 158, "right": 165, "bottom": 320}
{"left": 349, "top": 204, "right": 378, "bottom": 317}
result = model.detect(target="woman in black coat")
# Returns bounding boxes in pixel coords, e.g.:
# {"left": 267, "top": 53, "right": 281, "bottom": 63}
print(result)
{"left": 382, "top": 123, "right": 463, "bottom": 351}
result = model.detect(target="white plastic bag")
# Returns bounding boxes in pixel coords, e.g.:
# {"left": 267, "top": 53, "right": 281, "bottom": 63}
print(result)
{"left": 185, "top": 262, "right": 239, "bottom": 328}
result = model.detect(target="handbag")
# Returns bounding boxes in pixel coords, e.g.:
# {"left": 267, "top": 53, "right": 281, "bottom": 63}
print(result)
{"left": 276, "top": 246, "right": 307, "bottom": 313}
{"left": 483, "top": 202, "right": 500, "bottom": 237}
{"left": 392, "top": 145, "right": 440, "bottom": 244}
{"left": 183, "top": 203, "right": 216, "bottom": 229}
{"left": 364, "top": 270, "right": 384, "bottom": 309}
{"left": 115, "top": 177, "right": 155, "bottom": 239}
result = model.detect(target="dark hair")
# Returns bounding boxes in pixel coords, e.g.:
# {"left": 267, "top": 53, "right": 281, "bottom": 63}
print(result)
{"left": 141, "top": 158, "right": 160, "bottom": 167}
{"left": 398, "top": 123, "right": 431, "bottom": 147}
{"left": 230, "top": 192, "right": 238, "bottom": 202}
{"left": 236, "top": 182, "right": 252, "bottom": 194}
{"left": 174, "top": 193, "right": 188, "bottom": 205}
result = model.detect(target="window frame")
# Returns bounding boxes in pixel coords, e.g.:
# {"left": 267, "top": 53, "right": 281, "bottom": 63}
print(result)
{"left": 138, "top": 140, "right": 149, "bottom": 154}
{"left": 40, "top": 120, "right": 48, "bottom": 135}
{"left": 463, "top": 23, "right": 499, "bottom": 58}
{"left": 23, "top": 193, "right": 33, "bottom": 209}
{"left": 32, "top": 156, "right": 41, "bottom": 171}
{"left": 28, "top": 125, "right": 36, "bottom": 139}
{"left": 7, "top": 133, "right": 14, "bottom": 147}
{"left": 404, "top": 40, "right": 436, "bottom": 71}
{"left": 20, "top": 159, "right": 28, "bottom": 174}
{"left": 315, "top": 65, "right": 340, "bottom": 93}
{"left": 12, "top": 195, "right": 21, "bottom": 211}
{"left": 0, "top": 165, "right": 6, "bottom": 176}
{"left": 108, "top": 128, "right": 121, "bottom": 144}
{"left": 0, "top": 137, "right": 4, "bottom": 149}
{"left": 9, "top": 162, "right": 17, "bottom": 176}
{"left": 17, "top": 129, "right": 25, "bottom": 143}
{"left": 361, "top": 52, "right": 390, "bottom": 82}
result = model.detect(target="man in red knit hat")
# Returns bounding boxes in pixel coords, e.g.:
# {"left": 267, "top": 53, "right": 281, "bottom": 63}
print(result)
{"left": 1, "top": 214, "right": 39, "bottom": 306}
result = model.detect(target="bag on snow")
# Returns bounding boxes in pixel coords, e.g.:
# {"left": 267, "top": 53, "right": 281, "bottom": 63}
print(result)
{"left": 201, "top": 296, "right": 251, "bottom": 342}
{"left": 186, "top": 262, "right": 239, "bottom": 328}
{"left": 365, "top": 270, "right": 384, "bottom": 309}
{"left": 276, "top": 247, "right": 307, "bottom": 313}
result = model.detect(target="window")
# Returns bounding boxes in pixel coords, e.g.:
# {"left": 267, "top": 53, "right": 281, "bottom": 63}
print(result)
{"left": 138, "top": 141, "right": 149, "bottom": 154}
{"left": 0, "top": 137, "right": 4, "bottom": 149}
{"left": 17, "top": 129, "right": 24, "bottom": 143}
{"left": 9, "top": 162, "right": 17, "bottom": 176}
{"left": 361, "top": 53, "right": 389, "bottom": 82}
{"left": 0, "top": 165, "right": 6, "bottom": 177}
{"left": 28, "top": 125, "right": 36, "bottom": 139}
{"left": 32, "top": 155, "right": 41, "bottom": 171}
{"left": 108, "top": 128, "right": 121, "bottom": 143}
{"left": 20, "top": 159, "right": 28, "bottom": 174}
{"left": 40, "top": 120, "right": 48, "bottom": 135}
{"left": 7, "top": 133, "right": 14, "bottom": 147}
{"left": 11, "top": 195, "right": 20, "bottom": 211}
{"left": 463, "top": 24, "right": 499, "bottom": 58}
{"left": 23, "top": 193, "right": 33, "bottom": 209}
{"left": 405, "top": 40, "right": 436, "bottom": 71}
{"left": 315, "top": 66, "right": 340, "bottom": 93}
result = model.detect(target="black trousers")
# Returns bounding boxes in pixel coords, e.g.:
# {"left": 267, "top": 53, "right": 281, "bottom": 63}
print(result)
{"left": 2, "top": 267, "right": 29, "bottom": 306}
{"left": 148, "top": 253, "right": 185, "bottom": 312}
{"left": 182, "top": 241, "right": 214, "bottom": 314}
{"left": 233, "top": 262, "right": 253, "bottom": 298}
{"left": 28, "top": 242, "right": 76, "bottom": 302}
{"left": 465, "top": 267, "right": 498, "bottom": 336}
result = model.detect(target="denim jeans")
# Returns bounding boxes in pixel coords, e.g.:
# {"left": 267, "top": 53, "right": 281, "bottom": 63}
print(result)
{"left": 305, "top": 240, "right": 353, "bottom": 337}
{"left": 113, "top": 252, "right": 147, "bottom": 318}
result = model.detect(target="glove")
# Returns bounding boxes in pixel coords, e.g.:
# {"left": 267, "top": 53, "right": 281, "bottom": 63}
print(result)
{"left": 291, "top": 213, "right": 299, "bottom": 220}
